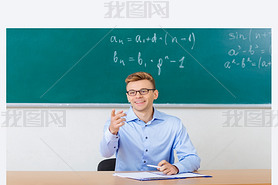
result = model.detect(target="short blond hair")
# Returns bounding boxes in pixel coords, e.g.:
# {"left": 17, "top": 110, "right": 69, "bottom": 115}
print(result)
{"left": 125, "top": 72, "right": 156, "bottom": 89}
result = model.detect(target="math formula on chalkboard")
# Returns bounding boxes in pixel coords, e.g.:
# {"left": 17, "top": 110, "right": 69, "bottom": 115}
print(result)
{"left": 224, "top": 30, "right": 271, "bottom": 70}
{"left": 109, "top": 29, "right": 271, "bottom": 76}
{"left": 110, "top": 31, "right": 195, "bottom": 76}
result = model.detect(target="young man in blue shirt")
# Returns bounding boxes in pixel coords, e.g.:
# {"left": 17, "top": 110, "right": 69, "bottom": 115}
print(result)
{"left": 100, "top": 72, "right": 200, "bottom": 175}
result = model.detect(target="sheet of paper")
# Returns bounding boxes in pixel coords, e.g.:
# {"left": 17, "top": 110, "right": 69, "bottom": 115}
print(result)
{"left": 151, "top": 171, "right": 211, "bottom": 178}
{"left": 113, "top": 171, "right": 211, "bottom": 181}
{"left": 114, "top": 172, "right": 164, "bottom": 179}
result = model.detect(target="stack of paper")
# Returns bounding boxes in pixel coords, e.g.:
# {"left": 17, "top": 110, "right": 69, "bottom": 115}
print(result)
{"left": 113, "top": 171, "right": 212, "bottom": 181}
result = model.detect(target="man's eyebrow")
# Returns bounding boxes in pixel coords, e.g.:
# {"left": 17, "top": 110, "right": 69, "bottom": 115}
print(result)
{"left": 127, "top": 88, "right": 149, "bottom": 91}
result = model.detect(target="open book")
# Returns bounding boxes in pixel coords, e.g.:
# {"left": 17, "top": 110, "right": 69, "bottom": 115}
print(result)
{"left": 114, "top": 171, "right": 212, "bottom": 181}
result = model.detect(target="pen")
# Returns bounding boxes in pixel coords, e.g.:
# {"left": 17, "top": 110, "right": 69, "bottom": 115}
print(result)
{"left": 147, "top": 164, "right": 161, "bottom": 169}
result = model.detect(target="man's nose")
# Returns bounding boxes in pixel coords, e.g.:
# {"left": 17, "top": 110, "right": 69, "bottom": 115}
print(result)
{"left": 135, "top": 91, "right": 143, "bottom": 97}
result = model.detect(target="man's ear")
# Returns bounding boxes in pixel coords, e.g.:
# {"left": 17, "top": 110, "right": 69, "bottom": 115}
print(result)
{"left": 154, "top": 90, "right": 159, "bottom": 100}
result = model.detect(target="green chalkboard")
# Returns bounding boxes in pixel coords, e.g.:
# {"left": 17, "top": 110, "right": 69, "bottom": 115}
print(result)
{"left": 7, "top": 28, "right": 271, "bottom": 104}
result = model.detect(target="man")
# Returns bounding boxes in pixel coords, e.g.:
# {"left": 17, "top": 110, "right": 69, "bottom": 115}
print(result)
{"left": 100, "top": 72, "right": 200, "bottom": 175}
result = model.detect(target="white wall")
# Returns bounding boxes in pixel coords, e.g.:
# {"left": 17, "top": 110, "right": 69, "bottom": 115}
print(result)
{"left": 6, "top": 107, "right": 271, "bottom": 171}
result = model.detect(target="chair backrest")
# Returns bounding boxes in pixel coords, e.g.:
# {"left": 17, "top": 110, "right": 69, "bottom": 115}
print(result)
{"left": 97, "top": 158, "right": 116, "bottom": 171}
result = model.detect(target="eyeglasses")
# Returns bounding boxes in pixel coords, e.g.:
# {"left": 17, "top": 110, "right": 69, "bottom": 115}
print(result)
{"left": 126, "top": 88, "right": 156, "bottom": 96}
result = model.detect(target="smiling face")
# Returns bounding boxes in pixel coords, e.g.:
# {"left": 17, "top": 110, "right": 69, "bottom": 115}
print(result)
{"left": 126, "top": 79, "right": 159, "bottom": 114}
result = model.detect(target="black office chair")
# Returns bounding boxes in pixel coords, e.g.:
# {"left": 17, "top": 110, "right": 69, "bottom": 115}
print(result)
{"left": 97, "top": 158, "right": 116, "bottom": 171}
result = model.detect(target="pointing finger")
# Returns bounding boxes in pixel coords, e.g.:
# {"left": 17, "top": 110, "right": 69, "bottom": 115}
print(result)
{"left": 111, "top": 109, "right": 116, "bottom": 117}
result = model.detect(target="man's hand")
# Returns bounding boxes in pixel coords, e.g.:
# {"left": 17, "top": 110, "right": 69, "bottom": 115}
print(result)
{"left": 109, "top": 109, "right": 126, "bottom": 135}
{"left": 158, "top": 160, "right": 179, "bottom": 175}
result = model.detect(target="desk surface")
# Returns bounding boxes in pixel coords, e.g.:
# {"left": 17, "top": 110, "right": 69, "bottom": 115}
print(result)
{"left": 7, "top": 169, "right": 271, "bottom": 185}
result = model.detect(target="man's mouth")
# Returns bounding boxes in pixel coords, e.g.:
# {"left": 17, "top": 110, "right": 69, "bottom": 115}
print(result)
{"left": 134, "top": 100, "right": 145, "bottom": 104}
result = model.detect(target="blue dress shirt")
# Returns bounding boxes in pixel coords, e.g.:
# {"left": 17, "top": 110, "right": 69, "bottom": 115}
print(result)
{"left": 100, "top": 107, "right": 200, "bottom": 173}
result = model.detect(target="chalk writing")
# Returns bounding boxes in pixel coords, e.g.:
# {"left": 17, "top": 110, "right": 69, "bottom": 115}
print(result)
{"left": 225, "top": 29, "right": 271, "bottom": 69}
{"left": 229, "top": 30, "right": 271, "bottom": 43}
{"left": 110, "top": 31, "right": 196, "bottom": 75}
{"left": 224, "top": 57, "right": 271, "bottom": 69}
{"left": 110, "top": 32, "right": 196, "bottom": 49}
{"left": 110, "top": 29, "right": 271, "bottom": 74}
{"left": 113, "top": 50, "right": 186, "bottom": 75}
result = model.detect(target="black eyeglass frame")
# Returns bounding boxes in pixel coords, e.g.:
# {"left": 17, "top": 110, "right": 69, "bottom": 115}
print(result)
{"left": 126, "top": 88, "right": 156, "bottom": 96}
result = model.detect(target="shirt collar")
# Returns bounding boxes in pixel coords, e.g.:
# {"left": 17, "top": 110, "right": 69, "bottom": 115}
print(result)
{"left": 125, "top": 107, "right": 138, "bottom": 122}
{"left": 125, "top": 106, "right": 165, "bottom": 123}
{"left": 152, "top": 107, "right": 164, "bottom": 121}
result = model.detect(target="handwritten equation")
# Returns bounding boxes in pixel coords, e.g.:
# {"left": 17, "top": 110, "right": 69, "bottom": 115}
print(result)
{"left": 110, "top": 31, "right": 196, "bottom": 75}
{"left": 108, "top": 29, "right": 271, "bottom": 75}
{"left": 110, "top": 32, "right": 196, "bottom": 49}
{"left": 224, "top": 30, "right": 271, "bottom": 69}
{"left": 113, "top": 51, "right": 186, "bottom": 75}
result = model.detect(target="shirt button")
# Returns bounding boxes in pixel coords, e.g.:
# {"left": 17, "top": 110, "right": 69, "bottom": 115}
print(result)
{"left": 145, "top": 137, "right": 148, "bottom": 139}
{"left": 144, "top": 161, "right": 146, "bottom": 163}
{"left": 146, "top": 149, "right": 148, "bottom": 152}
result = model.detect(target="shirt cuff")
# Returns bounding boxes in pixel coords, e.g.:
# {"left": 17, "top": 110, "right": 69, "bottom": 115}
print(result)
{"left": 173, "top": 162, "right": 184, "bottom": 173}
{"left": 104, "top": 127, "right": 120, "bottom": 142}
{"left": 173, "top": 155, "right": 200, "bottom": 173}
